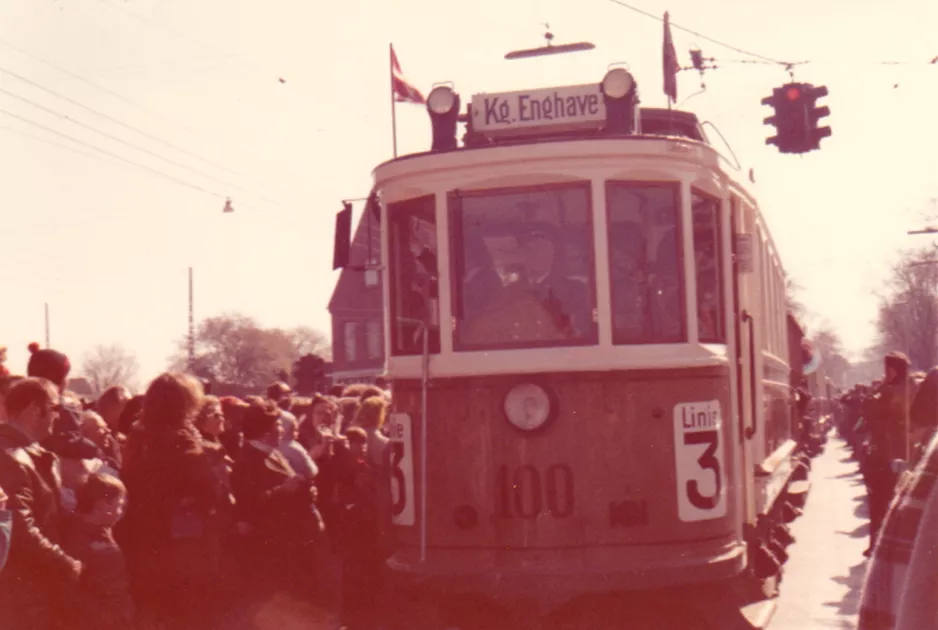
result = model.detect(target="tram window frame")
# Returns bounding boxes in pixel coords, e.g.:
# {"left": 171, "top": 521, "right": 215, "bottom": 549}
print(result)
{"left": 387, "top": 195, "right": 441, "bottom": 357}
{"left": 691, "top": 189, "right": 725, "bottom": 344}
{"left": 448, "top": 182, "right": 598, "bottom": 352}
{"left": 606, "top": 181, "right": 687, "bottom": 345}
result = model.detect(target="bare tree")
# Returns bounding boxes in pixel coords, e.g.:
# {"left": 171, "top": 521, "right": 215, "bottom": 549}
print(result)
{"left": 81, "top": 344, "right": 139, "bottom": 395}
{"left": 169, "top": 313, "right": 329, "bottom": 389}
{"left": 873, "top": 243, "right": 938, "bottom": 370}
{"left": 284, "top": 325, "right": 332, "bottom": 361}
{"left": 786, "top": 276, "right": 807, "bottom": 321}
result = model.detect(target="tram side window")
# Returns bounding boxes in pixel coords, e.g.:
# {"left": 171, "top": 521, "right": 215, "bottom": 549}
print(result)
{"left": 607, "top": 182, "right": 684, "bottom": 344}
{"left": 388, "top": 196, "right": 441, "bottom": 356}
{"left": 451, "top": 183, "right": 595, "bottom": 350}
{"left": 692, "top": 191, "right": 724, "bottom": 343}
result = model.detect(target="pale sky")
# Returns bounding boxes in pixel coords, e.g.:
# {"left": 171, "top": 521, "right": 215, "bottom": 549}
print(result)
{"left": 2, "top": 0, "right": 936, "bottom": 386}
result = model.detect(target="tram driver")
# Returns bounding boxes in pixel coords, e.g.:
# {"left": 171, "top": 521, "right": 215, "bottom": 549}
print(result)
{"left": 511, "top": 222, "right": 590, "bottom": 338}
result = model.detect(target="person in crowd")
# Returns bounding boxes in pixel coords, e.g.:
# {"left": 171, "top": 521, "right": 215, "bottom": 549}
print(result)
{"left": 279, "top": 408, "right": 318, "bottom": 480}
{"left": 219, "top": 395, "right": 248, "bottom": 460}
{"left": 0, "top": 377, "right": 83, "bottom": 629}
{"left": 96, "top": 386, "right": 131, "bottom": 435}
{"left": 117, "top": 394, "right": 145, "bottom": 438}
{"left": 0, "top": 374, "right": 23, "bottom": 423}
{"left": 0, "top": 482, "right": 9, "bottom": 574}
{"left": 121, "top": 372, "right": 227, "bottom": 629}
{"left": 267, "top": 380, "right": 294, "bottom": 411}
{"left": 62, "top": 472, "right": 134, "bottom": 630}
{"left": 45, "top": 432, "right": 105, "bottom": 514}
{"left": 353, "top": 396, "right": 390, "bottom": 470}
{"left": 231, "top": 400, "right": 325, "bottom": 599}
{"left": 335, "top": 426, "right": 390, "bottom": 630}
{"left": 859, "top": 430, "right": 938, "bottom": 630}
{"left": 337, "top": 395, "right": 362, "bottom": 434}
{"left": 195, "top": 395, "right": 235, "bottom": 494}
{"left": 328, "top": 384, "right": 346, "bottom": 398}
{"left": 864, "top": 351, "right": 917, "bottom": 557}
{"left": 96, "top": 386, "right": 131, "bottom": 466}
{"left": 80, "top": 410, "right": 121, "bottom": 475}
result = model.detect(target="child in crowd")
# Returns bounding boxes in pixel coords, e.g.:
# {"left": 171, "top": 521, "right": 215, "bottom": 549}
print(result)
{"left": 62, "top": 472, "right": 134, "bottom": 630}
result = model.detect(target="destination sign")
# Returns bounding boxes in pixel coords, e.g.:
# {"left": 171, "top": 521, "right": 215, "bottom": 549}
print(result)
{"left": 471, "top": 83, "right": 606, "bottom": 135}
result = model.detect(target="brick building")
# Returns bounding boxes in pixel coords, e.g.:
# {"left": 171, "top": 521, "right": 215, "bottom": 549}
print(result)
{"left": 328, "top": 208, "right": 385, "bottom": 385}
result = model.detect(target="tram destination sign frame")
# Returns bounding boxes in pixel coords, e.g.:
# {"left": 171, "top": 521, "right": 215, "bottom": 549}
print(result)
{"left": 471, "top": 83, "right": 606, "bottom": 137}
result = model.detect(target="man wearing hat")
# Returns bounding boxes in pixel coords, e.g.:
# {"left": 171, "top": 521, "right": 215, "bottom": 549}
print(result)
{"left": 513, "top": 222, "right": 591, "bottom": 339}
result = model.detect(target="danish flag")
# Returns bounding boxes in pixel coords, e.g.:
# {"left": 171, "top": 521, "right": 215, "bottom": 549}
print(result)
{"left": 391, "top": 45, "right": 425, "bottom": 104}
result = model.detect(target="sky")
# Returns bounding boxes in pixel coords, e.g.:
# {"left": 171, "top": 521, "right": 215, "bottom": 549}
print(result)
{"left": 1, "top": 0, "right": 936, "bottom": 386}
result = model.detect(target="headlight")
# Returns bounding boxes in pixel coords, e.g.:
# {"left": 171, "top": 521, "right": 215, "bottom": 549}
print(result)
{"left": 602, "top": 68, "right": 634, "bottom": 99}
{"left": 428, "top": 86, "right": 458, "bottom": 115}
{"left": 503, "top": 383, "right": 554, "bottom": 432}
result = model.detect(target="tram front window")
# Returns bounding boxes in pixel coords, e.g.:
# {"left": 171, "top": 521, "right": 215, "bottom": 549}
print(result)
{"left": 388, "top": 195, "right": 440, "bottom": 356}
{"left": 606, "top": 182, "right": 685, "bottom": 344}
{"left": 451, "top": 183, "right": 596, "bottom": 350}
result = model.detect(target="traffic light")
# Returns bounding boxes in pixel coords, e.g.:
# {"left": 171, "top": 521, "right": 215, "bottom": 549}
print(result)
{"left": 761, "top": 82, "right": 831, "bottom": 154}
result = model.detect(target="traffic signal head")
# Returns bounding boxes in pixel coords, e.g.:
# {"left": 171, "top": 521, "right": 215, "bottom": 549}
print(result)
{"left": 761, "top": 82, "right": 830, "bottom": 154}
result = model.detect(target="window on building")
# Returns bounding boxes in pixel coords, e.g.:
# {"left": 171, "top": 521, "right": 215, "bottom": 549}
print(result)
{"left": 450, "top": 183, "right": 596, "bottom": 350}
{"left": 388, "top": 195, "right": 440, "bottom": 356}
{"left": 607, "top": 181, "right": 684, "bottom": 344}
{"left": 344, "top": 321, "right": 359, "bottom": 363}
{"left": 366, "top": 320, "right": 382, "bottom": 360}
{"left": 692, "top": 190, "right": 724, "bottom": 343}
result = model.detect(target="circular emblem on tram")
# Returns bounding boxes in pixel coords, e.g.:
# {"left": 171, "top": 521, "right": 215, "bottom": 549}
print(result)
{"left": 503, "top": 383, "right": 555, "bottom": 433}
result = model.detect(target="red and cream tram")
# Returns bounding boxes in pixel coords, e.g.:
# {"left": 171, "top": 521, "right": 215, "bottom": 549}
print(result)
{"left": 340, "top": 67, "right": 800, "bottom": 609}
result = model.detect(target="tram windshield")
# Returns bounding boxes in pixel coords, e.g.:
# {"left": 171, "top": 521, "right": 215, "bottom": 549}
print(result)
{"left": 451, "top": 183, "right": 596, "bottom": 350}
{"left": 606, "top": 182, "right": 685, "bottom": 344}
{"left": 388, "top": 195, "right": 441, "bottom": 356}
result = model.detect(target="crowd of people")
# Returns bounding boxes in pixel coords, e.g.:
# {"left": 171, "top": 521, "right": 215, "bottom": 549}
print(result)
{"left": 0, "top": 343, "right": 394, "bottom": 630}
{"left": 834, "top": 351, "right": 938, "bottom": 630}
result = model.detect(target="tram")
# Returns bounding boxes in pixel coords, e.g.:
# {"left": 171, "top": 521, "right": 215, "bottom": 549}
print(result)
{"left": 336, "top": 66, "right": 801, "bottom": 609}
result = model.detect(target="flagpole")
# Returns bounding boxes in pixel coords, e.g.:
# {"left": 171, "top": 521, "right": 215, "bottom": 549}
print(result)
{"left": 390, "top": 43, "right": 398, "bottom": 158}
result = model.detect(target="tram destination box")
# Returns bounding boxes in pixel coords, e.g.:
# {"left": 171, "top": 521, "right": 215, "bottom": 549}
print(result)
{"left": 471, "top": 83, "right": 606, "bottom": 137}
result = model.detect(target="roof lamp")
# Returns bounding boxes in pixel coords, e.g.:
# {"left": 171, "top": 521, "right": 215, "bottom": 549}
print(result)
{"left": 602, "top": 68, "right": 634, "bottom": 99}
{"left": 428, "top": 86, "right": 458, "bottom": 115}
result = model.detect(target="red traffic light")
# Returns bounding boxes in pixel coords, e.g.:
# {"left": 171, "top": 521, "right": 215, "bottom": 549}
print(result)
{"left": 786, "top": 86, "right": 801, "bottom": 101}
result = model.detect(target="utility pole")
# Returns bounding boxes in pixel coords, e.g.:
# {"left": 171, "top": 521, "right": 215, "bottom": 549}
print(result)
{"left": 44, "top": 303, "right": 50, "bottom": 348}
{"left": 188, "top": 267, "right": 195, "bottom": 371}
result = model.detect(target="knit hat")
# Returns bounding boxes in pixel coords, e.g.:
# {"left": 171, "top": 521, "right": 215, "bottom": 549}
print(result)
{"left": 26, "top": 343, "right": 71, "bottom": 387}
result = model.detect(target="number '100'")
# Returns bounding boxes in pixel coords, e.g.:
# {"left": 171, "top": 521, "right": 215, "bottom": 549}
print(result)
{"left": 495, "top": 464, "right": 574, "bottom": 519}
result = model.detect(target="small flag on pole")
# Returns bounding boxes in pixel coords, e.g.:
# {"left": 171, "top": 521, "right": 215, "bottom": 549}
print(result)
{"left": 663, "top": 12, "right": 679, "bottom": 103}
{"left": 390, "top": 45, "right": 425, "bottom": 104}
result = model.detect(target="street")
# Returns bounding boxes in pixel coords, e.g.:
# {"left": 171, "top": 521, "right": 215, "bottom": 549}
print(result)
{"left": 768, "top": 434, "right": 867, "bottom": 630}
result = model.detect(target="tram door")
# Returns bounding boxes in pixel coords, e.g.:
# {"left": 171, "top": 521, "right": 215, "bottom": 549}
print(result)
{"left": 730, "top": 197, "right": 758, "bottom": 529}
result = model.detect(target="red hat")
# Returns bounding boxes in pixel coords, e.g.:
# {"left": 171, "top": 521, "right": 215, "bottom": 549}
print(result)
{"left": 26, "top": 343, "right": 71, "bottom": 387}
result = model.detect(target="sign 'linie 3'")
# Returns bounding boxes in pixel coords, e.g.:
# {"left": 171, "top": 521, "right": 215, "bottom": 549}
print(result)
{"left": 471, "top": 83, "right": 606, "bottom": 137}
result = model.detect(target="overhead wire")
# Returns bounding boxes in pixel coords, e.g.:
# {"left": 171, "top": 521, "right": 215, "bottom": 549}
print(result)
{"left": 0, "top": 107, "right": 308, "bottom": 228}
{"left": 0, "top": 37, "right": 328, "bottom": 206}
{"left": 0, "top": 87, "right": 292, "bottom": 209}
{"left": 605, "top": 0, "right": 938, "bottom": 71}
{"left": 604, "top": 0, "right": 791, "bottom": 66}
{"left": 0, "top": 65, "right": 316, "bottom": 206}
